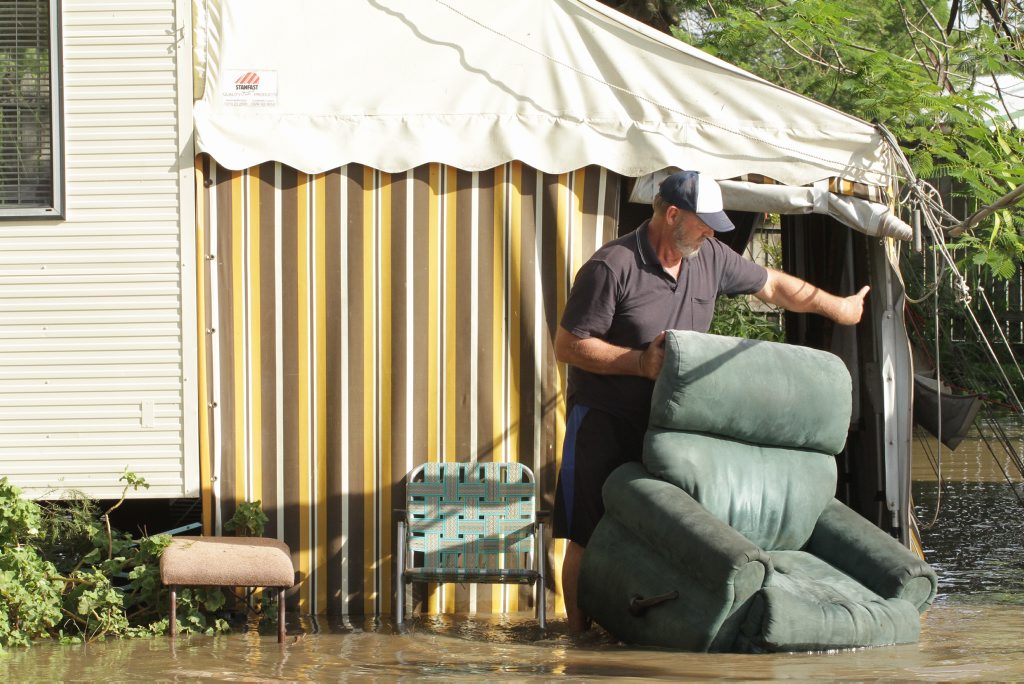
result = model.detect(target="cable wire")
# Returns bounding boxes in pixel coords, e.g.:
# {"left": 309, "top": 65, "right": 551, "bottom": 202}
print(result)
{"left": 879, "top": 117, "right": 1024, "bottom": 522}
{"left": 922, "top": 246, "right": 945, "bottom": 529}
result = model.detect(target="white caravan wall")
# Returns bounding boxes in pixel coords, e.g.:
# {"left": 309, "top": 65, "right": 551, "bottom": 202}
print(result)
{"left": 0, "top": 0, "right": 197, "bottom": 499}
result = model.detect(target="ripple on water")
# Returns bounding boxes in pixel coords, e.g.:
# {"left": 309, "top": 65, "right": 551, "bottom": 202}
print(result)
{"left": 915, "top": 478, "right": 1024, "bottom": 603}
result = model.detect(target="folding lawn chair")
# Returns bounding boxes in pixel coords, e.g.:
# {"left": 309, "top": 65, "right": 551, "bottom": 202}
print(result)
{"left": 395, "top": 461, "right": 546, "bottom": 628}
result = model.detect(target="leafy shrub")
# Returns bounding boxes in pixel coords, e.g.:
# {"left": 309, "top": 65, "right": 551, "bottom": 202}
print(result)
{"left": 224, "top": 500, "right": 269, "bottom": 537}
{"left": 0, "top": 474, "right": 239, "bottom": 649}
{"left": 710, "top": 294, "right": 784, "bottom": 342}
{"left": 0, "top": 546, "right": 63, "bottom": 648}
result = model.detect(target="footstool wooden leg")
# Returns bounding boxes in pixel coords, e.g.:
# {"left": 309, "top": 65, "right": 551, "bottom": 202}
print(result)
{"left": 277, "top": 588, "right": 286, "bottom": 643}
{"left": 169, "top": 585, "right": 178, "bottom": 639}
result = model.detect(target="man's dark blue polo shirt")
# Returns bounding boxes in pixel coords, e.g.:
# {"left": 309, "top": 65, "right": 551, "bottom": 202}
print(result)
{"left": 561, "top": 219, "right": 768, "bottom": 430}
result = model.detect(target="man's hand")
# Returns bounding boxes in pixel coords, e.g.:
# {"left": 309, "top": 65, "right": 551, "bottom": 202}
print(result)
{"left": 637, "top": 331, "right": 667, "bottom": 380}
{"left": 756, "top": 270, "right": 870, "bottom": 326}
{"left": 835, "top": 285, "right": 870, "bottom": 326}
{"left": 555, "top": 327, "right": 668, "bottom": 379}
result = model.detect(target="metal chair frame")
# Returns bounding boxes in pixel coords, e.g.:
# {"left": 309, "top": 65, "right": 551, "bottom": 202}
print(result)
{"left": 395, "top": 461, "right": 546, "bottom": 628}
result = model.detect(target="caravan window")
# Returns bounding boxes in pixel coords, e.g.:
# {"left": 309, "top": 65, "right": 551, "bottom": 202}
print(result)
{"left": 0, "top": 0, "right": 63, "bottom": 219}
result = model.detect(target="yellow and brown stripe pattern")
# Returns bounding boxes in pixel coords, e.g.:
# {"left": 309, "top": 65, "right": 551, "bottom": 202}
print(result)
{"left": 196, "top": 156, "right": 620, "bottom": 616}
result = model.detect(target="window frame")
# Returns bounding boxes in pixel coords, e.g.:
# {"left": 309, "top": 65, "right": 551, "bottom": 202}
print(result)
{"left": 0, "top": 0, "right": 64, "bottom": 220}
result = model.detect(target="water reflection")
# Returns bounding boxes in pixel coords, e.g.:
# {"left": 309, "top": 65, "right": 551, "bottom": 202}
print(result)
{"left": 3, "top": 424, "right": 1023, "bottom": 681}
{"left": 912, "top": 416, "right": 1024, "bottom": 484}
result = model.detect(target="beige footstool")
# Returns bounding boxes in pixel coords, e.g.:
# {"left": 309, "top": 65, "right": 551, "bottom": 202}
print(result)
{"left": 160, "top": 536, "right": 295, "bottom": 642}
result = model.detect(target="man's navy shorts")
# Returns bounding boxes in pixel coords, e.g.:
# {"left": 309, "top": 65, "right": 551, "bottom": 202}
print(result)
{"left": 553, "top": 403, "right": 645, "bottom": 547}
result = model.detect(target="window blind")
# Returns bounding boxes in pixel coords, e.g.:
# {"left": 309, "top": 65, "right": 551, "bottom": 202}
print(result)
{"left": 0, "top": 0, "right": 58, "bottom": 215}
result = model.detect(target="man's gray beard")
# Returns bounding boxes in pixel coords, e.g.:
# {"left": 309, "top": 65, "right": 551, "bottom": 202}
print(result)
{"left": 677, "top": 243, "right": 701, "bottom": 260}
{"left": 672, "top": 226, "right": 702, "bottom": 260}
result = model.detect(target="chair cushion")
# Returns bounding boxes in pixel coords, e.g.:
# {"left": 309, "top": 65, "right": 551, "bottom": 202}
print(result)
{"left": 649, "top": 331, "right": 852, "bottom": 454}
{"left": 644, "top": 430, "right": 837, "bottom": 550}
{"left": 738, "top": 551, "right": 923, "bottom": 652}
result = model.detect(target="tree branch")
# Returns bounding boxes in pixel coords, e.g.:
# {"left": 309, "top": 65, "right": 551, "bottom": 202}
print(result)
{"left": 896, "top": 0, "right": 955, "bottom": 92}
{"left": 980, "top": 0, "right": 1015, "bottom": 40}
{"left": 950, "top": 182, "right": 1024, "bottom": 236}
{"left": 61, "top": 607, "right": 88, "bottom": 628}
{"left": 912, "top": 0, "right": 949, "bottom": 35}
{"left": 945, "top": 0, "right": 961, "bottom": 35}
{"left": 989, "top": 72, "right": 1021, "bottom": 130}
{"left": 761, "top": 23, "right": 856, "bottom": 74}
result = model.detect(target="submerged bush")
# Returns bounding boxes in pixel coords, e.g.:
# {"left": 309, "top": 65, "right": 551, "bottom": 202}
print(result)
{"left": 0, "top": 475, "right": 234, "bottom": 649}
{"left": 0, "top": 544, "right": 63, "bottom": 648}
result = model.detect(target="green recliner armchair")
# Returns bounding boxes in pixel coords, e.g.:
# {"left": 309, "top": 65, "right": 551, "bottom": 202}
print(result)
{"left": 579, "top": 331, "right": 937, "bottom": 652}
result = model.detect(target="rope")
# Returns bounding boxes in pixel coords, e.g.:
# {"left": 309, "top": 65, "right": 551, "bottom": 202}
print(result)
{"left": 885, "top": 120, "right": 1022, "bottom": 414}
{"left": 977, "top": 287, "right": 1024, "bottom": 395}
{"left": 922, "top": 247, "right": 945, "bottom": 529}
{"left": 882, "top": 117, "right": 1024, "bottom": 523}
{"left": 916, "top": 430, "right": 941, "bottom": 481}
{"left": 959, "top": 301, "right": 1024, "bottom": 414}
{"left": 985, "top": 407, "right": 1024, "bottom": 480}
{"left": 976, "top": 413, "right": 1024, "bottom": 508}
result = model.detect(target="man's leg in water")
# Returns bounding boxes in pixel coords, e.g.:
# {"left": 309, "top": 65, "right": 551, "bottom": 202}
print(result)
{"left": 562, "top": 540, "right": 588, "bottom": 633}
{"left": 553, "top": 406, "right": 642, "bottom": 633}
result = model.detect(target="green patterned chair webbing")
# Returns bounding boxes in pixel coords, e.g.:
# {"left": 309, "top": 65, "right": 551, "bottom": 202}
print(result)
{"left": 396, "top": 460, "right": 546, "bottom": 628}
{"left": 405, "top": 462, "right": 538, "bottom": 579}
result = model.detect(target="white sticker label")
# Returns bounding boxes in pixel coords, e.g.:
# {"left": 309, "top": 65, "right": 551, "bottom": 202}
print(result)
{"left": 222, "top": 70, "right": 278, "bottom": 107}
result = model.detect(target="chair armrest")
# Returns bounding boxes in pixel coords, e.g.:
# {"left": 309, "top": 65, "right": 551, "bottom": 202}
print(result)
{"left": 603, "top": 462, "right": 769, "bottom": 589}
{"left": 535, "top": 509, "right": 551, "bottom": 521}
{"left": 393, "top": 509, "right": 406, "bottom": 522}
{"left": 581, "top": 462, "right": 770, "bottom": 650}
{"left": 806, "top": 499, "right": 937, "bottom": 611}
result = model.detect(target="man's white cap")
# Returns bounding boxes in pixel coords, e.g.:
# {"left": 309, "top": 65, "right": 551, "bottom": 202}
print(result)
{"left": 658, "top": 170, "right": 734, "bottom": 232}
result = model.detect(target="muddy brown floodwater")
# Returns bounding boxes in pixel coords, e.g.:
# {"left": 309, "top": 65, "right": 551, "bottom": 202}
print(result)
{"left": 2, "top": 605, "right": 1023, "bottom": 682}
{"left": 4, "top": 425, "right": 1024, "bottom": 681}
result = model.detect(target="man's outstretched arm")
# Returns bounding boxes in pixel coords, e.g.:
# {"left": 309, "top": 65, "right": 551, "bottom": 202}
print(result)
{"left": 755, "top": 268, "right": 869, "bottom": 326}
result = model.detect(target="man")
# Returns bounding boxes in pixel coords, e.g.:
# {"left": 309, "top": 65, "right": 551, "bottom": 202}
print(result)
{"left": 553, "top": 170, "right": 869, "bottom": 633}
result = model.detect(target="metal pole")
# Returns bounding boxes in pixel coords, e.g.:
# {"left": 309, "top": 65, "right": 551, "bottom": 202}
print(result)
{"left": 536, "top": 521, "right": 546, "bottom": 630}
{"left": 169, "top": 586, "right": 177, "bottom": 639}
{"left": 396, "top": 520, "right": 406, "bottom": 625}
{"left": 913, "top": 209, "right": 922, "bottom": 253}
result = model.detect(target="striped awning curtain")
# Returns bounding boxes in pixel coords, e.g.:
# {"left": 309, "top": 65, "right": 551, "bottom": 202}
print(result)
{"left": 195, "top": 156, "right": 620, "bottom": 616}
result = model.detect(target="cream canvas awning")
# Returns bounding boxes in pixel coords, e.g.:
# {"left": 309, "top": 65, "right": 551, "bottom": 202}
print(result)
{"left": 193, "top": 0, "right": 910, "bottom": 238}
